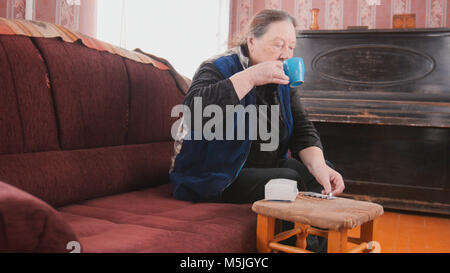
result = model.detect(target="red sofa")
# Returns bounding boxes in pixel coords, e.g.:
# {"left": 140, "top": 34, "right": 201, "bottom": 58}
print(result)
{"left": 0, "top": 33, "right": 257, "bottom": 252}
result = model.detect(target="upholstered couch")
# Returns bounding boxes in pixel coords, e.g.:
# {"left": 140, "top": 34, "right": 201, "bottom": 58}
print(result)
{"left": 0, "top": 22, "right": 256, "bottom": 253}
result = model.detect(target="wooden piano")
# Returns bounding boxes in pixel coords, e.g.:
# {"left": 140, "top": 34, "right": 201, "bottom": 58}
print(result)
{"left": 294, "top": 28, "right": 449, "bottom": 215}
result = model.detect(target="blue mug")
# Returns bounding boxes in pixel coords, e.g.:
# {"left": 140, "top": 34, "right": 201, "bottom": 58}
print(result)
{"left": 283, "top": 57, "right": 305, "bottom": 87}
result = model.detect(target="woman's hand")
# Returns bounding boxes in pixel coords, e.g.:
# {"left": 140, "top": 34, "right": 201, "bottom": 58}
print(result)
{"left": 230, "top": 61, "right": 289, "bottom": 100}
{"left": 298, "top": 146, "right": 345, "bottom": 196}
{"left": 246, "top": 61, "right": 290, "bottom": 86}
{"left": 309, "top": 164, "right": 345, "bottom": 196}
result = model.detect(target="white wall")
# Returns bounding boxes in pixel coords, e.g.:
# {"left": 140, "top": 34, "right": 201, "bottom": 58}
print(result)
{"left": 96, "top": 0, "right": 230, "bottom": 79}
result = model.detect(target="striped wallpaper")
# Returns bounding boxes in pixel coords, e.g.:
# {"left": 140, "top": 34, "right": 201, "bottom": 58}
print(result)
{"left": 230, "top": 0, "right": 449, "bottom": 44}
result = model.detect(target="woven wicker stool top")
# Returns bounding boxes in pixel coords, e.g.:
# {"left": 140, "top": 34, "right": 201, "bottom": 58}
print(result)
{"left": 252, "top": 193, "right": 384, "bottom": 230}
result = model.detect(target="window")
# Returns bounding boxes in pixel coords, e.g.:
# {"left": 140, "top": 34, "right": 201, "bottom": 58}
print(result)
{"left": 97, "top": 0, "right": 230, "bottom": 79}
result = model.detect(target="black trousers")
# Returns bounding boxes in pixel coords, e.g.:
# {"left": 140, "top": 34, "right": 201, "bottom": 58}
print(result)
{"left": 220, "top": 157, "right": 333, "bottom": 203}
{"left": 220, "top": 157, "right": 334, "bottom": 253}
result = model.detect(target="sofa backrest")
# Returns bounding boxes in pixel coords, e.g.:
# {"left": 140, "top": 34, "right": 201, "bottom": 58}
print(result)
{"left": 0, "top": 34, "right": 186, "bottom": 207}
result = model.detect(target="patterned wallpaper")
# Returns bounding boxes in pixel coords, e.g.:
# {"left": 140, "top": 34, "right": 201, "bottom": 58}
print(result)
{"left": 1, "top": 0, "right": 26, "bottom": 19}
{"left": 1, "top": 1, "right": 448, "bottom": 43}
{"left": 56, "top": 0, "right": 80, "bottom": 30}
{"left": 230, "top": 0, "right": 450, "bottom": 44}
{"left": 0, "top": 0, "right": 96, "bottom": 36}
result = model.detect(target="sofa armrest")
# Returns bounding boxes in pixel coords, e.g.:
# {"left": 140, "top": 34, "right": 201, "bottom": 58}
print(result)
{"left": 0, "top": 181, "right": 79, "bottom": 253}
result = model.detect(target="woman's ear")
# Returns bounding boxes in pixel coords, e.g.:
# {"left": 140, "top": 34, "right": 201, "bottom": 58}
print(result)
{"left": 247, "top": 36, "right": 255, "bottom": 53}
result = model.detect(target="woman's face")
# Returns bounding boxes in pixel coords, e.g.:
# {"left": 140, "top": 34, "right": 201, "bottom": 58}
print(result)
{"left": 247, "top": 20, "right": 297, "bottom": 65}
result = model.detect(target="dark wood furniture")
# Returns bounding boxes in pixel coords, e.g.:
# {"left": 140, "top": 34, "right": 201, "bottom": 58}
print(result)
{"left": 295, "top": 28, "right": 450, "bottom": 215}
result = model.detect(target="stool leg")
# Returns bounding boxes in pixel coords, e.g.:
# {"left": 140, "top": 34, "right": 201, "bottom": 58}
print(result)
{"left": 327, "top": 229, "right": 348, "bottom": 253}
{"left": 295, "top": 223, "right": 309, "bottom": 249}
{"left": 360, "top": 219, "right": 375, "bottom": 242}
{"left": 360, "top": 219, "right": 377, "bottom": 253}
{"left": 256, "top": 214, "right": 275, "bottom": 253}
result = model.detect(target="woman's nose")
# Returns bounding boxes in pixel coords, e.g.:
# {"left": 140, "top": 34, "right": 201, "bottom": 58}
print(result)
{"left": 279, "top": 47, "right": 292, "bottom": 60}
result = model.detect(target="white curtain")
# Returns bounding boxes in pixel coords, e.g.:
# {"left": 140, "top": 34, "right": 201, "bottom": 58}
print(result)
{"left": 97, "top": 0, "right": 230, "bottom": 79}
{"left": 25, "top": 0, "right": 34, "bottom": 20}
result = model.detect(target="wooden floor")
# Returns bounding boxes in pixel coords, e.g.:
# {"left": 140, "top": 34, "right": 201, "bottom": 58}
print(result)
{"left": 347, "top": 209, "right": 450, "bottom": 253}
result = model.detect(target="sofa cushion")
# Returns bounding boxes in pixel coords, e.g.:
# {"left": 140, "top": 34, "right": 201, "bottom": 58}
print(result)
{"left": 0, "top": 142, "right": 174, "bottom": 207}
{"left": 31, "top": 37, "right": 186, "bottom": 150}
{"left": 0, "top": 35, "right": 59, "bottom": 155}
{"left": 0, "top": 181, "right": 78, "bottom": 252}
{"left": 58, "top": 183, "right": 257, "bottom": 253}
{"left": 124, "top": 58, "right": 185, "bottom": 144}
{"left": 32, "top": 37, "right": 130, "bottom": 150}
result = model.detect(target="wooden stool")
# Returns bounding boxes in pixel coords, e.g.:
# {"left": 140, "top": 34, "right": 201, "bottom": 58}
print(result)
{"left": 252, "top": 193, "right": 384, "bottom": 253}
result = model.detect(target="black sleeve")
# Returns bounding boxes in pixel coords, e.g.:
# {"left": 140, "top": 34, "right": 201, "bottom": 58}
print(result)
{"left": 289, "top": 88, "right": 324, "bottom": 159}
{"left": 183, "top": 62, "right": 241, "bottom": 110}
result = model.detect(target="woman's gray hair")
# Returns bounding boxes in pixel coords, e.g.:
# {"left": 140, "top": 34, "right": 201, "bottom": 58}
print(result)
{"left": 238, "top": 9, "right": 297, "bottom": 48}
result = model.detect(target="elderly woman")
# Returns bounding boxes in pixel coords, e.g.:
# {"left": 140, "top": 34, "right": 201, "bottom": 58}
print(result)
{"left": 170, "top": 9, "right": 345, "bottom": 252}
{"left": 170, "top": 9, "right": 344, "bottom": 204}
